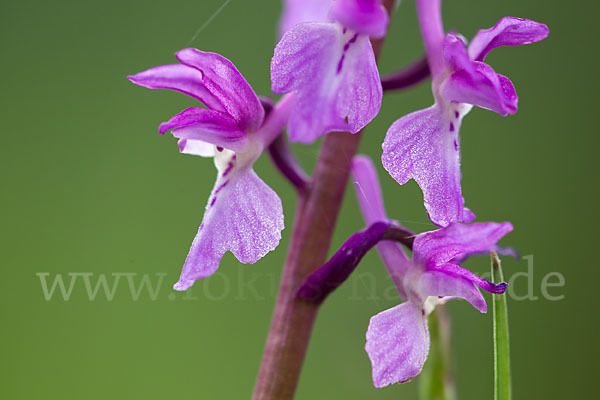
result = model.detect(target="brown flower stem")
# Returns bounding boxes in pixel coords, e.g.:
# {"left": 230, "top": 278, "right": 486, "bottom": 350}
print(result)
{"left": 252, "top": 2, "right": 396, "bottom": 399}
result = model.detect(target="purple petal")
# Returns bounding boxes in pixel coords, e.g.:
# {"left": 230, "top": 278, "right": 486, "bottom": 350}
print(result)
{"left": 365, "top": 301, "right": 430, "bottom": 387}
{"left": 381, "top": 105, "right": 472, "bottom": 226}
{"left": 413, "top": 222, "right": 514, "bottom": 268}
{"left": 175, "top": 49, "right": 264, "bottom": 132}
{"left": 352, "top": 155, "right": 412, "bottom": 297}
{"left": 329, "top": 0, "right": 389, "bottom": 38}
{"left": 279, "top": 0, "right": 332, "bottom": 37}
{"left": 463, "top": 208, "right": 476, "bottom": 223}
{"left": 468, "top": 17, "right": 549, "bottom": 62}
{"left": 439, "top": 61, "right": 518, "bottom": 116}
{"left": 161, "top": 108, "right": 250, "bottom": 153}
{"left": 271, "top": 22, "right": 382, "bottom": 143}
{"left": 450, "top": 244, "right": 519, "bottom": 264}
{"left": 443, "top": 33, "right": 473, "bottom": 73}
{"left": 418, "top": 270, "right": 487, "bottom": 313}
{"left": 429, "top": 263, "right": 508, "bottom": 294}
{"left": 174, "top": 167, "right": 284, "bottom": 290}
{"left": 127, "top": 64, "right": 225, "bottom": 112}
{"left": 352, "top": 155, "right": 387, "bottom": 224}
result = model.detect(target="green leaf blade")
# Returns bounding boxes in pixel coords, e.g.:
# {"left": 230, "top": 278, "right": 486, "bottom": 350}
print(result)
{"left": 491, "top": 251, "right": 512, "bottom": 400}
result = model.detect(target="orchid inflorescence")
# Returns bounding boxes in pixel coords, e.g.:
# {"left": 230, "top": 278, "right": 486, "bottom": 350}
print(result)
{"left": 128, "top": 0, "right": 547, "bottom": 395}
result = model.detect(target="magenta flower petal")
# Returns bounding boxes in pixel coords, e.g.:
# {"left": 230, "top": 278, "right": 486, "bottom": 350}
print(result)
{"left": 382, "top": 105, "right": 472, "bottom": 227}
{"left": 442, "top": 33, "right": 473, "bottom": 73}
{"left": 174, "top": 167, "right": 284, "bottom": 290}
{"left": 440, "top": 61, "right": 518, "bottom": 116}
{"left": 366, "top": 301, "right": 430, "bottom": 387}
{"left": 418, "top": 270, "right": 487, "bottom": 313}
{"left": 159, "top": 107, "right": 250, "bottom": 153}
{"left": 271, "top": 22, "right": 382, "bottom": 143}
{"left": 413, "top": 222, "right": 514, "bottom": 268}
{"left": 127, "top": 64, "right": 225, "bottom": 112}
{"left": 468, "top": 17, "right": 549, "bottom": 62}
{"left": 352, "top": 155, "right": 387, "bottom": 224}
{"left": 175, "top": 49, "right": 264, "bottom": 132}
{"left": 450, "top": 244, "right": 519, "bottom": 265}
{"left": 279, "top": 0, "right": 332, "bottom": 37}
{"left": 329, "top": 0, "right": 389, "bottom": 38}
{"left": 429, "top": 263, "right": 507, "bottom": 294}
{"left": 352, "top": 155, "right": 412, "bottom": 297}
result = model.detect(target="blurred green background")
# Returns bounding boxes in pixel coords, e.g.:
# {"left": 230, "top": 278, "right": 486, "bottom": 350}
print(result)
{"left": 1, "top": 0, "right": 596, "bottom": 398}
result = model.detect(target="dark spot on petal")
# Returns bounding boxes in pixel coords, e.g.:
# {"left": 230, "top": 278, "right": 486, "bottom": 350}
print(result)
{"left": 449, "top": 122, "right": 455, "bottom": 132}
{"left": 210, "top": 197, "right": 216, "bottom": 207}
{"left": 336, "top": 54, "right": 346, "bottom": 74}
{"left": 344, "top": 115, "right": 349, "bottom": 124}
{"left": 421, "top": 309, "right": 426, "bottom": 316}
{"left": 455, "top": 111, "right": 459, "bottom": 119}
{"left": 336, "top": 33, "right": 360, "bottom": 75}
{"left": 222, "top": 161, "right": 235, "bottom": 177}
{"left": 215, "top": 180, "right": 229, "bottom": 194}
{"left": 217, "top": 146, "right": 223, "bottom": 152}
{"left": 454, "top": 139, "right": 459, "bottom": 150}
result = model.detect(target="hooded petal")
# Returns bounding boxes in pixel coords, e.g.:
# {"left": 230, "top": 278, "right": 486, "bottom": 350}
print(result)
{"left": 279, "top": 0, "right": 332, "bottom": 37}
{"left": 329, "top": 0, "right": 389, "bottom": 38}
{"left": 271, "top": 22, "right": 382, "bottom": 143}
{"left": 443, "top": 33, "right": 473, "bottom": 73}
{"left": 352, "top": 155, "right": 412, "bottom": 296}
{"left": 439, "top": 61, "right": 518, "bottom": 116}
{"left": 382, "top": 105, "right": 472, "bottom": 227}
{"left": 365, "top": 301, "right": 430, "bottom": 387}
{"left": 127, "top": 64, "right": 225, "bottom": 112}
{"left": 413, "top": 222, "right": 514, "bottom": 268}
{"left": 176, "top": 49, "right": 264, "bottom": 132}
{"left": 159, "top": 107, "right": 250, "bottom": 153}
{"left": 173, "top": 166, "right": 284, "bottom": 290}
{"left": 468, "top": 17, "right": 549, "bottom": 62}
{"left": 418, "top": 270, "right": 487, "bottom": 312}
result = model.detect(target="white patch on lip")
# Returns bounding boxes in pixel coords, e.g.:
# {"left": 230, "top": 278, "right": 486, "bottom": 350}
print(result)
{"left": 178, "top": 139, "right": 215, "bottom": 157}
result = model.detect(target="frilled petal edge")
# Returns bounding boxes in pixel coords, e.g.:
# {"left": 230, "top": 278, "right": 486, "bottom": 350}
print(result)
{"left": 271, "top": 22, "right": 381, "bottom": 143}
{"left": 366, "top": 301, "right": 430, "bottom": 387}
{"left": 382, "top": 105, "right": 472, "bottom": 227}
{"left": 174, "top": 167, "right": 284, "bottom": 290}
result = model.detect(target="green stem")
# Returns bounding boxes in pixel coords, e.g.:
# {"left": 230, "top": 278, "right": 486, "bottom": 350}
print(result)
{"left": 419, "top": 305, "right": 456, "bottom": 400}
{"left": 491, "top": 251, "right": 512, "bottom": 400}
